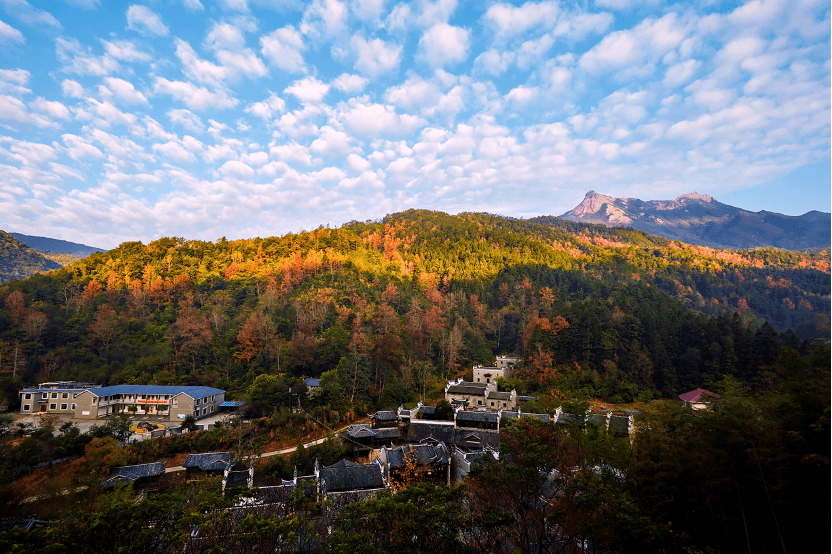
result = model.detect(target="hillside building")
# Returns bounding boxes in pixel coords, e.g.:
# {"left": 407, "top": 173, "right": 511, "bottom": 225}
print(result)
{"left": 19, "top": 382, "right": 225, "bottom": 422}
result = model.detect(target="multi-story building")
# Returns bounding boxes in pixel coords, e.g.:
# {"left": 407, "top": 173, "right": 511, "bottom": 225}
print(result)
{"left": 20, "top": 383, "right": 225, "bottom": 422}
{"left": 19, "top": 381, "right": 100, "bottom": 415}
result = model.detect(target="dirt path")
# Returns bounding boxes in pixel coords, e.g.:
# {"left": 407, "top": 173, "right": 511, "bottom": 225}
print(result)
{"left": 164, "top": 422, "right": 357, "bottom": 474}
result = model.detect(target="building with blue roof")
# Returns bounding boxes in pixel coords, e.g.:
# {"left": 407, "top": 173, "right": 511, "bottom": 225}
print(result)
{"left": 20, "top": 382, "right": 225, "bottom": 422}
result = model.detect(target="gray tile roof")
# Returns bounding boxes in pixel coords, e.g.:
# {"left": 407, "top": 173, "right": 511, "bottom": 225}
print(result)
{"left": 319, "top": 460, "right": 385, "bottom": 492}
{"left": 346, "top": 424, "right": 376, "bottom": 438}
{"left": 456, "top": 410, "right": 499, "bottom": 425}
{"left": 608, "top": 415, "right": 631, "bottom": 435}
{"left": 101, "top": 462, "right": 165, "bottom": 488}
{"left": 586, "top": 414, "right": 607, "bottom": 427}
{"left": 387, "top": 444, "right": 449, "bottom": 468}
{"left": 370, "top": 410, "right": 398, "bottom": 421}
{"left": 406, "top": 422, "right": 500, "bottom": 450}
{"left": 407, "top": 422, "right": 456, "bottom": 445}
{"left": 373, "top": 427, "right": 400, "bottom": 440}
{"left": 183, "top": 452, "right": 233, "bottom": 471}
{"left": 486, "top": 391, "right": 512, "bottom": 400}
{"left": 447, "top": 383, "right": 489, "bottom": 395}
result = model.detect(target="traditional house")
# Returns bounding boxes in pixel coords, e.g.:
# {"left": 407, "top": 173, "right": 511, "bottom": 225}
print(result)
{"left": 368, "top": 410, "right": 398, "bottom": 429}
{"left": 377, "top": 443, "right": 451, "bottom": 485}
{"left": 406, "top": 421, "right": 501, "bottom": 451}
{"left": 444, "top": 378, "right": 495, "bottom": 408}
{"left": 679, "top": 388, "right": 721, "bottom": 410}
{"left": 345, "top": 423, "right": 400, "bottom": 457}
{"left": 485, "top": 389, "right": 517, "bottom": 411}
{"left": 222, "top": 461, "right": 254, "bottom": 494}
{"left": 499, "top": 410, "right": 550, "bottom": 430}
{"left": 456, "top": 410, "right": 499, "bottom": 430}
{"left": 451, "top": 447, "right": 499, "bottom": 483}
{"left": 101, "top": 462, "right": 165, "bottom": 492}
{"left": 183, "top": 452, "right": 234, "bottom": 482}
{"left": 316, "top": 459, "right": 388, "bottom": 506}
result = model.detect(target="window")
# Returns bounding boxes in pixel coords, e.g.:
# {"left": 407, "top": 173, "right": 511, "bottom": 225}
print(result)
{"left": 24, "top": 393, "right": 31, "bottom": 400}
{"left": 72, "top": 404, "right": 76, "bottom": 410}
{"left": 23, "top": 404, "right": 30, "bottom": 411}
{"left": 92, "top": 397, "right": 96, "bottom": 404}
{"left": 503, "top": 403, "right": 507, "bottom": 408}
{"left": 202, "top": 408, "right": 207, "bottom": 416}
{"left": 51, "top": 392, "right": 58, "bottom": 398}
{"left": 50, "top": 403, "right": 56, "bottom": 410}
{"left": 42, "top": 393, "right": 47, "bottom": 399}
{"left": 62, "top": 392, "right": 68, "bottom": 399}
{"left": 478, "top": 400, "right": 483, "bottom": 405}
{"left": 61, "top": 403, "right": 67, "bottom": 410}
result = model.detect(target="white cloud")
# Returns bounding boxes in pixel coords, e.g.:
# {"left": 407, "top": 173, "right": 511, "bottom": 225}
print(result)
{"left": 332, "top": 73, "right": 368, "bottom": 93}
{"left": 351, "top": 34, "right": 402, "bottom": 76}
{"left": 30, "top": 97, "right": 71, "bottom": 119}
{"left": 1, "top": 0, "right": 61, "bottom": 29}
{"left": 86, "top": 98, "right": 138, "bottom": 127}
{"left": 61, "top": 79, "right": 84, "bottom": 98}
{"left": 101, "top": 39, "right": 151, "bottom": 62}
{"left": 506, "top": 85, "right": 538, "bottom": 104}
{"left": 0, "top": 94, "right": 56, "bottom": 128}
{"left": 270, "top": 142, "right": 313, "bottom": 165}
{"left": 579, "top": 14, "right": 688, "bottom": 73}
{"left": 154, "top": 140, "right": 197, "bottom": 163}
{"left": 175, "top": 39, "right": 228, "bottom": 86}
{"left": 142, "top": 116, "right": 176, "bottom": 140}
{"left": 301, "top": 0, "right": 347, "bottom": 39}
{"left": 56, "top": 37, "right": 120, "bottom": 76}
{"left": 416, "top": 0, "right": 458, "bottom": 27}
{"left": 595, "top": 0, "right": 661, "bottom": 10}
{"left": 351, "top": 0, "right": 386, "bottom": 23}
{"left": 183, "top": 0, "right": 203, "bottom": 10}
{"left": 338, "top": 99, "right": 427, "bottom": 138}
{"left": 219, "top": 0, "right": 249, "bottom": 12}
{"left": 664, "top": 59, "right": 700, "bottom": 87}
{"left": 126, "top": 5, "right": 169, "bottom": 37}
{"left": 418, "top": 23, "right": 469, "bottom": 67}
{"left": 284, "top": 76, "right": 330, "bottom": 103}
{"left": 309, "top": 125, "right": 355, "bottom": 155}
{"left": 153, "top": 77, "right": 239, "bottom": 110}
{"left": 219, "top": 159, "right": 255, "bottom": 178}
{"left": 167, "top": 108, "right": 204, "bottom": 132}
{"left": 483, "top": 2, "right": 559, "bottom": 38}
{"left": 260, "top": 25, "right": 306, "bottom": 73}
{"left": 384, "top": 76, "right": 441, "bottom": 111}
{"left": 0, "top": 18, "right": 24, "bottom": 43}
{"left": 0, "top": 68, "right": 30, "bottom": 96}
{"left": 245, "top": 93, "right": 286, "bottom": 119}
{"left": 206, "top": 21, "right": 246, "bottom": 51}
{"left": 62, "top": 133, "right": 104, "bottom": 160}
{"left": 103, "top": 77, "right": 148, "bottom": 104}
{"left": 473, "top": 49, "right": 514, "bottom": 76}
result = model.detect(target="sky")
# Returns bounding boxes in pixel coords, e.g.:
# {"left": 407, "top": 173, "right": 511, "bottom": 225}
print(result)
{"left": 0, "top": 0, "right": 829, "bottom": 249}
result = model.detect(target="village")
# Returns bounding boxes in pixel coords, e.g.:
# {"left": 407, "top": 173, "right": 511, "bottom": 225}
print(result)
{"left": 8, "top": 354, "right": 721, "bottom": 509}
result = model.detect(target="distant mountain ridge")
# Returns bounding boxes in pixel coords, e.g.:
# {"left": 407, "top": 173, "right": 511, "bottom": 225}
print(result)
{"left": 559, "top": 191, "right": 831, "bottom": 250}
{"left": 0, "top": 231, "right": 62, "bottom": 282}
{"left": 10, "top": 232, "right": 104, "bottom": 259}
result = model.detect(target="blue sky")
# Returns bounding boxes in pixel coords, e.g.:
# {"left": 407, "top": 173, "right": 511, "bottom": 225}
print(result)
{"left": 0, "top": 0, "right": 829, "bottom": 249}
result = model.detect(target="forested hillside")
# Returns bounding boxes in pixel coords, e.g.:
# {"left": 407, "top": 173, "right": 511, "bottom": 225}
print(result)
{"left": 0, "top": 231, "right": 61, "bottom": 283}
{"left": 0, "top": 210, "right": 828, "bottom": 410}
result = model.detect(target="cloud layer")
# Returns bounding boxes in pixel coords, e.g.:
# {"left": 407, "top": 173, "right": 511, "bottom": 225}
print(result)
{"left": 0, "top": 0, "right": 828, "bottom": 248}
